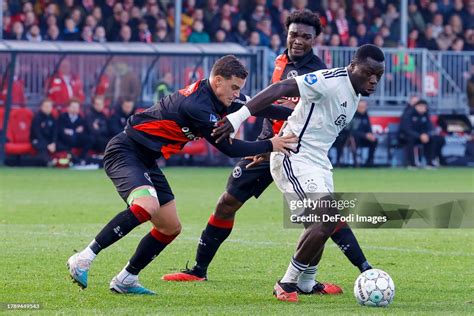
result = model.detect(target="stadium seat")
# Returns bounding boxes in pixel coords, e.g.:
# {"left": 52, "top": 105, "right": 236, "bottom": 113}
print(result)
{"left": 4, "top": 107, "right": 36, "bottom": 155}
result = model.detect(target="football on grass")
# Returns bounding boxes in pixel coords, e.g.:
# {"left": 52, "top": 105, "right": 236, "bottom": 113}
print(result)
{"left": 354, "top": 269, "right": 395, "bottom": 307}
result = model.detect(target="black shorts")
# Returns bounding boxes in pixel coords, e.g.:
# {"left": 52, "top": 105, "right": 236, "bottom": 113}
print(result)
{"left": 103, "top": 132, "right": 174, "bottom": 206}
{"left": 226, "top": 158, "right": 274, "bottom": 203}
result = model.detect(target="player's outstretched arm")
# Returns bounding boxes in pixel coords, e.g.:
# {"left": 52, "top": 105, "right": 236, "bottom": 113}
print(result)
{"left": 203, "top": 129, "right": 298, "bottom": 158}
{"left": 212, "top": 79, "right": 300, "bottom": 143}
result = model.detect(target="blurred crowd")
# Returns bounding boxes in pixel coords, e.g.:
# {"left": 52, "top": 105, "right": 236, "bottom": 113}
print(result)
{"left": 2, "top": 0, "right": 474, "bottom": 51}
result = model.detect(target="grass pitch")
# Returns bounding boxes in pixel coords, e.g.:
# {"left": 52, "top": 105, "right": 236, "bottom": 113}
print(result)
{"left": 0, "top": 167, "right": 473, "bottom": 315}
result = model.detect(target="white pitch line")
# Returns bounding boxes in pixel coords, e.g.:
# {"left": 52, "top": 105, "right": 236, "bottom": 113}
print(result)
{"left": 1, "top": 229, "right": 472, "bottom": 257}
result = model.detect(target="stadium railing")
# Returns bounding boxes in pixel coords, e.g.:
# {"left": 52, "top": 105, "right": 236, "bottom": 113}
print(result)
{"left": 0, "top": 41, "right": 472, "bottom": 165}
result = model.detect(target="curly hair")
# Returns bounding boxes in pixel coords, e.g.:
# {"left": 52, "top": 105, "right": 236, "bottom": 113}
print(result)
{"left": 285, "top": 10, "right": 322, "bottom": 37}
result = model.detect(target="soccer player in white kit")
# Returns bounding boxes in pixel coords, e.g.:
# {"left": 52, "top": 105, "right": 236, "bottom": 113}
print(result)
{"left": 212, "top": 44, "right": 385, "bottom": 302}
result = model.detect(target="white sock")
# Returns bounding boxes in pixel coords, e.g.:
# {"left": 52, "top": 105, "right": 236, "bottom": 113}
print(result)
{"left": 281, "top": 257, "right": 308, "bottom": 284}
{"left": 78, "top": 245, "right": 97, "bottom": 261}
{"left": 116, "top": 265, "right": 138, "bottom": 285}
{"left": 297, "top": 265, "right": 317, "bottom": 292}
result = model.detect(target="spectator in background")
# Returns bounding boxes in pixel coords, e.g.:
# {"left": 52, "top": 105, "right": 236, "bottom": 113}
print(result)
{"left": 231, "top": 19, "right": 249, "bottom": 45}
{"left": 210, "top": 4, "right": 238, "bottom": 33}
{"left": 348, "top": 36, "right": 358, "bottom": 47}
{"left": 407, "top": 29, "right": 419, "bottom": 48}
{"left": 437, "top": 24, "right": 456, "bottom": 50}
{"left": 451, "top": 37, "right": 464, "bottom": 51}
{"left": 109, "top": 99, "right": 135, "bottom": 136}
{"left": 407, "top": 3, "right": 426, "bottom": 33}
{"left": 8, "top": 21, "right": 26, "bottom": 40}
{"left": 153, "top": 18, "right": 173, "bottom": 42}
{"left": 93, "top": 26, "right": 107, "bottom": 42}
{"left": 86, "top": 95, "right": 110, "bottom": 153}
{"left": 26, "top": 24, "right": 42, "bottom": 42}
{"left": 46, "top": 59, "right": 85, "bottom": 109}
{"left": 188, "top": 20, "right": 210, "bottom": 43}
{"left": 431, "top": 13, "right": 444, "bottom": 38}
{"left": 203, "top": 0, "right": 220, "bottom": 32}
{"left": 214, "top": 29, "right": 227, "bottom": 43}
{"left": 45, "top": 24, "right": 61, "bottom": 41}
{"left": 356, "top": 23, "right": 371, "bottom": 45}
{"left": 63, "top": 17, "right": 81, "bottom": 41}
{"left": 349, "top": 100, "right": 378, "bottom": 167}
{"left": 154, "top": 71, "right": 174, "bottom": 103}
{"left": 418, "top": 24, "right": 439, "bottom": 50}
{"left": 248, "top": 31, "right": 260, "bottom": 46}
{"left": 57, "top": 98, "right": 91, "bottom": 164}
{"left": 373, "top": 34, "right": 384, "bottom": 47}
{"left": 399, "top": 99, "right": 444, "bottom": 167}
{"left": 81, "top": 25, "right": 94, "bottom": 42}
{"left": 467, "top": 65, "right": 474, "bottom": 114}
{"left": 467, "top": 1, "right": 474, "bottom": 29}
{"left": 118, "top": 25, "right": 132, "bottom": 42}
{"left": 248, "top": 5, "right": 267, "bottom": 31}
{"left": 30, "top": 99, "right": 57, "bottom": 166}
{"left": 256, "top": 17, "right": 273, "bottom": 47}
{"left": 43, "top": 14, "right": 59, "bottom": 35}
{"left": 449, "top": 14, "right": 463, "bottom": 37}
{"left": 464, "top": 29, "right": 474, "bottom": 51}
{"left": 105, "top": 2, "right": 123, "bottom": 41}
{"left": 365, "top": 0, "right": 381, "bottom": 24}
{"left": 138, "top": 19, "right": 152, "bottom": 43}
{"left": 105, "top": 61, "right": 141, "bottom": 106}
{"left": 331, "top": 8, "right": 350, "bottom": 46}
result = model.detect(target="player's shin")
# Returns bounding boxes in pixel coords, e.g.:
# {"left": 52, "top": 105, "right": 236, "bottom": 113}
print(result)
{"left": 124, "top": 227, "right": 178, "bottom": 275}
{"left": 194, "top": 214, "right": 234, "bottom": 276}
{"left": 79, "top": 204, "right": 151, "bottom": 260}
{"left": 330, "top": 222, "right": 372, "bottom": 272}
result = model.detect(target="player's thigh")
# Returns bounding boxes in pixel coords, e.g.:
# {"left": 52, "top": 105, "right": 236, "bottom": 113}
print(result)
{"left": 226, "top": 158, "right": 273, "bottom": 203}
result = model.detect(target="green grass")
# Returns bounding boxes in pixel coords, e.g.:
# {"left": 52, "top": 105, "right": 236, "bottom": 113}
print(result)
{"left": 0, "top": 167, "right": 473, "bottom": 315}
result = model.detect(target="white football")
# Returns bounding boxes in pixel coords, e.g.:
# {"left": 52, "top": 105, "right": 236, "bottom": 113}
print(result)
{"left": 354, "top": 269, "right": 395, "bottom": 307}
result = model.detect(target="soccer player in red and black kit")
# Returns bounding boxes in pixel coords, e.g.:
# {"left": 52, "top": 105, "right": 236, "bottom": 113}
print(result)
{"left": 163, "top": 10, "right": 373, "bottom": 295}
{"left": 66, "top": 56, "right": 297, "bottom": 294}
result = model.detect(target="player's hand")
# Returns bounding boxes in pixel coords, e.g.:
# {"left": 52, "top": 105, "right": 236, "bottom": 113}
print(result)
{"left": 275, "top": 98, "right": 296, "bottom": 109}
{"left": 270, "top": 133, "right": 298, "bottom": 156}
{"left": 245, "top": 153, "right": 270, "bottom": 169}
{"left": 212, "top": 117, "right": 234, "bottom": 143}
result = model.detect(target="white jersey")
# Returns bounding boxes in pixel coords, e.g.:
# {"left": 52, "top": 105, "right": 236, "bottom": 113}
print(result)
{"left": 282, "top": 67, "right": 361, "bottom": 170}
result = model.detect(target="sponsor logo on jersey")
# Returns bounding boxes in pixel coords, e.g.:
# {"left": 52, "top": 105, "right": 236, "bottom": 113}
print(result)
{"left": 334, "top": 114, "right": 347, "bottom": 127}
{"left": 232, "top": 166, "right": 242, "bottom": 178}
{"left": 304, "top": 73, "right": 318, "bottom": 85}
{"left": 287, "top": 70, "right": 299, "bottom": 78}
{"left": 209, "top": 113, "right": 219, "bottom": 122}
{"left": 181, "top": 126, "right": 201, "bottom": 140}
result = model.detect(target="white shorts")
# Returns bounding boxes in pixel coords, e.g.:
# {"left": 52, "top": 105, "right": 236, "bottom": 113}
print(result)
{"left": 270, "top": 153, "right": 334, "bottom": 198}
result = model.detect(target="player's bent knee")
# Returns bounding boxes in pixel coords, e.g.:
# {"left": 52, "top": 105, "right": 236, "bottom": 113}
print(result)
{"left": 155, "top": 222, "right": 182, "bottom": 236}
{"left": 215, "top": 192, "right": 242, "bottom": 219}
{"left": 132, "top": 196, "right": 160, "bottom": 216}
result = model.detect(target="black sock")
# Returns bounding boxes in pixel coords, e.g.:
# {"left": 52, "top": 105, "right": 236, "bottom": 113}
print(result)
{"left": 126, "top": 228, "right": 177, "bottom": 275}
{"left": 92, "top": 204, "right": 150, "bottom": 254}
{"left": 194, "top": 215, "right": 234, "bottom": 276}
{"left": 331, "top": 224, "right": 370, "bottom": 272}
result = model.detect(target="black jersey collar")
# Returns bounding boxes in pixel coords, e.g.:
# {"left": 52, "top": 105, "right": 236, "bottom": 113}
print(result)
{"left": 285, "top": 49, "right": 316, "bottom": 69}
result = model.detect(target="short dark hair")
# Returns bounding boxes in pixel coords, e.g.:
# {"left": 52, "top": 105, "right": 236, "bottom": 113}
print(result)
{"left": 211, "top": 55, "right": 248, "bottom": 79}
{"left": 285, "top": 10, "right": 322, "bottom": 37}
{"left": 414, "top": 99, "right": 428, "bottom": 106}
{"left": 353, "top": 44, "right": 385, "bottom": 63}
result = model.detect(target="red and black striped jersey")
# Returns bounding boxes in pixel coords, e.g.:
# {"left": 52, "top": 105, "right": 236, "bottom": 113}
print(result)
{"left": 125, "top": 79, "right": 290, "bottom": 159}
{"left": 258, "top": 49, "right": 327, "bottom": 140}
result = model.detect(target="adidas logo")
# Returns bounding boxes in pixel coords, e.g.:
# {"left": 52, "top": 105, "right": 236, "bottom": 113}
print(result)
{"left": 340, "top": 101, "right": 347, "bottom": 108}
